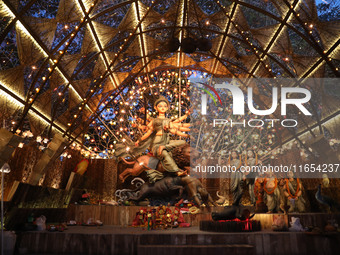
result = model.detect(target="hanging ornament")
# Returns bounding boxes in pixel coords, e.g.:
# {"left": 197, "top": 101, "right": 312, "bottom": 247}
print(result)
{"left": 197, "top": 38, "right": 212, "bottom": 51}
{"left": 181, "top": 37, "right": 197, "bottom": 54}
{"left": 167, "top": 37, "right": 180, "bottom": 52}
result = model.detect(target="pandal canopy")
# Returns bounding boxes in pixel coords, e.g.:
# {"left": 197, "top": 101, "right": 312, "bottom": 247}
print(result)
{"left": 0, "top": 0, "right": 339, "bottom": 159}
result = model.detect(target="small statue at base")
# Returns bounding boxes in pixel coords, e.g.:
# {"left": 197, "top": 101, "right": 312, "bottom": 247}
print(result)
{"left": 283, "top": 171, "right": 306, "bottom": 213}
{"left": 254, "top": 174, "right": 268, "bottom": 213}
{"left": 244, "top": 149, "right": 259, "bottom": 206}
{"left": 229, "top": 151, "right": 243, "bottom": 204}
{"left": 263, "top": 172, "right": 280, "bottom": 213}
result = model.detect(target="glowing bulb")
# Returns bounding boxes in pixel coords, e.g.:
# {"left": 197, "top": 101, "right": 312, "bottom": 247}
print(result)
{"left": 36, "top": 136, "right": 42, "bottom": 143}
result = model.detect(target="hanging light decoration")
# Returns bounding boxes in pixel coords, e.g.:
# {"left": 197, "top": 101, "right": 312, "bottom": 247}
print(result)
{"left": 181, "top": 37, "right": 197, "bottom": 53}
{"left": 196, "top": 37, "right": 212, "bottom": 51}
{"left": 166, "top": 0, "right": 212, "bottom": 54}
{"left": 168, "top": 37, "right": 180, "bottom": 52}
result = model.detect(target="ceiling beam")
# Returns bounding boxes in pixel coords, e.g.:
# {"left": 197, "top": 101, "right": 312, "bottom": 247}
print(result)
{"left": 210, "top": 1, "right": 237, "bottom": 74}
{"left": 248, "top": 0, "right": 300, "bottom": 78}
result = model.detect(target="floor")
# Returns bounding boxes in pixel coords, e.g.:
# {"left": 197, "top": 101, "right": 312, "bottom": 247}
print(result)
{"left": 13, "top": 225, "right": 340, "bottom": 255}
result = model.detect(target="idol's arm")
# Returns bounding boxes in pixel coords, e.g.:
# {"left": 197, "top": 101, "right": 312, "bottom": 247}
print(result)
{"left": 169, "top": 128, "right": 189, "bottom": 137}
{"left": 135, "top": 120, "right": 154, "bottom": 146}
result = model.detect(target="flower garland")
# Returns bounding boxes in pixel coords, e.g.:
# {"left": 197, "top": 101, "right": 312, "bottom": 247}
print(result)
{"left": 285, "top": 178, "right": 300, "bottom": 199}
{"left": 263, "top": 178, "right": 278, "bottom": 194}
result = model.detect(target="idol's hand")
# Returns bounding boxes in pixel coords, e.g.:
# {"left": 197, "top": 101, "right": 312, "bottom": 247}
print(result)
{"left": 139, "top": 125, "right": 148, "bottom": 133}
{"left": 177, "top": 170, "right": 187, "bottom": 177}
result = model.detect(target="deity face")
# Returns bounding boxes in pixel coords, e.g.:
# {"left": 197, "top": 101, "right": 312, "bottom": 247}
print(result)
{"left": 279, "top": 178, "right": 285, "bottom": 186}
{"left": 155, "top": 101, "right": 168, "bottom": 114}
{"left": 287, "top": 171, "right": 294, "bottom": 179}
{"left": 231, "top": 151, "right": 238, "bottom": 159}
{"left": 247, "top": 150, "right": 254, "bottom": 158}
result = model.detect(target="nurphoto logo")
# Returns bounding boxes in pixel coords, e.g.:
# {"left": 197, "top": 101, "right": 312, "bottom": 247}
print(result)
{"left": 200, "top": 82, "right": 312, "bottom": 128}
{"left": 201, "top": 82, "right": 311, "bottom": 116}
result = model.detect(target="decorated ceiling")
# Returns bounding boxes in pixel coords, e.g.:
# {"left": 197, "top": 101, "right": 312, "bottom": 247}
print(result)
{"left": 0, "top": 0, "right": 339, "bottom": 158}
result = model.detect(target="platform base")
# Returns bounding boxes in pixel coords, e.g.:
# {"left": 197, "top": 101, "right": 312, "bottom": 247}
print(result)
{"left": 15, "top": 226, "right": 340, "bottom": 255}
{"left": 200, "top": 220, "right": 262, "bottom": 232}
